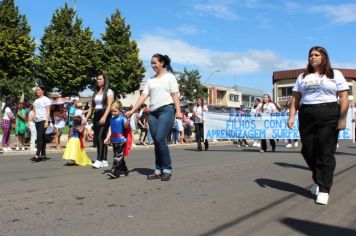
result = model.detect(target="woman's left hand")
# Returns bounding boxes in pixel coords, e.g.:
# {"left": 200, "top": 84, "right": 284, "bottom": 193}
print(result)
{"left": 336, "top": 118, "right": 346, "bottom": 130}
{"left": 99, "top": 117, "right": 106, "bottom": 125}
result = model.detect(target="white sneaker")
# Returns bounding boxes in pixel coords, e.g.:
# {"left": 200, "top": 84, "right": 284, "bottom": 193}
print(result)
{"left": 102, "top": 160, "right": 109, "bottom": 168}
{"left": 92, "top": 160, "right": 102, "bottom": 169}
{"left": 256, "top": 143, "right": 261, "bottom": 148}
{"left": 316, "top": 192, "right": 329, "bottom": 205}
{"left": 252, "top": 141, "right": 257, "bottom": 147}
{"left": 310, "top": 183, "right": 319, "bottom": 195}
{"left": 336, "top": 143, "right": 339, "bottom": 149}
{"left": 286, "top": 143, "right": 292, "bottom": 148}
{"left": 16, "top": 146, "right": 20, "bottom": 151}
{"left": 259, "top": 149, "right": 265, "bottom": 153}
{"left": 21, "top": 147, "right": 26, "bottom": 151}
{"left": 294, "top": 142, "right": 299, "bottom": 147}
{"left": 5, "top": 147, "right": 12, "bottom": 152}
{"left": 30, "top": 147, "right": 37, "bottom": 151}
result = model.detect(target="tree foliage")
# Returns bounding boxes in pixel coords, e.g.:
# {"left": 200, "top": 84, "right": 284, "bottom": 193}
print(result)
{"left": 38, "top": 3, "right": 99, "bottom": 96}
{"left": 177, "top": 68, "right": 207, "bottom": 103}
{"left": 100, "top": 9, "right": 145, "bottom": 98}
{"left": 0, "top": 0, "right": 36, "bottom": 98}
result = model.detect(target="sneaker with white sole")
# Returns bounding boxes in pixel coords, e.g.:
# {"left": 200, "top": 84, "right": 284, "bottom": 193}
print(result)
{"left": 102, "top": 160, "right": 109, "bottom": 168}
{"left": 252, "top": 141, "right": 257, "bottom": 147}
{"left": 316, "top": 192, "right": 329, "bottom": 205}
{"left": 92, "top": 160, "right": 102, "bottom": 169}
{"left": 286, "top": 143, "right": 292, "bottom": 148}
{"left": 256, "top": 143, "right": 261, "bottom": 148}
{"left": 294, "top": 142, "right": 299, "bottom": 147}
{"left": 310, "top": 183, "right": 319, "bottom": 195}
{"left": 16, "top": 146, "right": 20, "bottom": 151}
{"left": 21, "top": 147, "right": 26, "bottom": 151}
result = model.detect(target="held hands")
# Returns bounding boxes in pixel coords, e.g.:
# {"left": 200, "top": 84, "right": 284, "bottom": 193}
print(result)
{"left": 176, "top": 111, "right": 182, "bottom": 119}
{"left": 99, "top": 117, "right": 106, "bottom": 125}
{"left": 336, "top": 118, "right": 346, "bottom": 130}
{"left": 103, "top": 138, "right": 110, "bottom": 145}
{"left": 44, "top": 120, "right": 49, "bottom": 129}
{"left": 287, "top": 117, "right": 294, "bottom": 129}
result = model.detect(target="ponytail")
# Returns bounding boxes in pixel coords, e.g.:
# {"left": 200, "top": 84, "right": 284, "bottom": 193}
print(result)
{"left": 152, "top": 53, "right": 174, "bottom": 74}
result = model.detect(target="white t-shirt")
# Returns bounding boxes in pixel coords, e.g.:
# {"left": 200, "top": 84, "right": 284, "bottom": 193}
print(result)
{"left": 3, "top": 107, "right": 12, "bottom": 120}
{"left": 94, "top": 89, "right": 114, "bottom": 109}
{"left": 293, "top": 69, "right": 349, "bottom": 105}
{"left": 143, "top": 73, "right": 179, "bottom": 111}
{"left": 193, "top": 105, "right": 208, "bottom": 123}
{"left": 256, "top": 103, "right": 277, "bottom": 116}
{"left": 34, "top": 96, "right": 51, "bottom": 122}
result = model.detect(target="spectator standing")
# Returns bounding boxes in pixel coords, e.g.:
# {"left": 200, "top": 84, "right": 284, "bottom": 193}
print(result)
{"left": 15, "top": 102, "right": 27, "bottom": 151}
{"left": 1, "top": 100, "right": 15, "bottom": 152}
{"left": 28, "top": 104, "right": 37, "bottom": 151}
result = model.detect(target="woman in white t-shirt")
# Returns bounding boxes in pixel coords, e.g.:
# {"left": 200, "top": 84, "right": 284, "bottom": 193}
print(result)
{"left": 85, "top": 73, "right": 114, "bottom": 169}
{"left": 126, "top": 54, "right": 182, "bottom": 181}
{"left": 192, "top": 98, "right": 209, "bottom": 151}
{"left": 28, "top": 86, "right": 51, "bottom": 162}
{"left": 288, "top": 46, "right": 349, "bottom": 205}
{"left": 256, "top": 94, "right": 277, "bottom": 152}
{"left": 1, "top": 101, "right": 15, "bottom": 152}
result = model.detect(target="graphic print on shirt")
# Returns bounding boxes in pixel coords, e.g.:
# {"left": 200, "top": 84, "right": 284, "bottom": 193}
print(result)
{"left": 304, "top": 78, "right": 324, "bottom": 94}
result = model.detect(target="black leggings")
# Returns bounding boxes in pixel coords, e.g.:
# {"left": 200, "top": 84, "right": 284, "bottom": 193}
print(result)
{"left": 93, "top": 109, "right": 110, "bottom": 161}
{"left": 35, "top": 121, "right": 46, "bottom": 157}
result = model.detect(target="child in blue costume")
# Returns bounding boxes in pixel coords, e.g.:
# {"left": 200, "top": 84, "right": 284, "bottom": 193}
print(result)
{"left": 63, "top": 116, "right": 93, "bottom": 166}
{"left": 104, "top": 101, "right": 130, "bottom": 178}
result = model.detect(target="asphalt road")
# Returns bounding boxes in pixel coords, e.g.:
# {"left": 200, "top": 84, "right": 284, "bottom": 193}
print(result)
{"left": 0, "top": 141, "right": 355, "bottom": 236}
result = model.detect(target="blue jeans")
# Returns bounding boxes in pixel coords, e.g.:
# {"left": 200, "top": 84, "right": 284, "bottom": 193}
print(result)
{"left": 148, "top": 104, "right": 175, "bottom": 174}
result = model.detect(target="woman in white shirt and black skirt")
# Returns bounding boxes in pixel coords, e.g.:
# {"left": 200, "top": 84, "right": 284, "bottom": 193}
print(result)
{"left": 86, "top": 73, "right": 114, "bottom": 169}
{"left": 288, "top": 46, "right": 349, "bottom": 205}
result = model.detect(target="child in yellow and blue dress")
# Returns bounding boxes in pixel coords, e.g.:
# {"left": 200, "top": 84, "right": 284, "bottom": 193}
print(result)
{"left": 104, "top": 101, "right": 131, "bottom": 178}
{"left": 63, "top": 116, "right": 93, "bottom": 166}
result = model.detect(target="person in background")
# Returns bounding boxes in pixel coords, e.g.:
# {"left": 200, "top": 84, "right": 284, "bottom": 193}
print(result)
{"left": 288, "top": 46, "right": 349, "bottom": 205}
{"left": 192, "top": 98, "right": 209, "bottom": 151}
{"left": 28, "top": 85, "right": 51, "bottom": 162}
{"left": 256, "top": 94, "right": 277, "bottom": 152}
{"left": 1, "top": 100, "right": 15, "bottom": 152}
{"left": 126, "top": 53, "right": 181, "bottom": 181}
{"left": 53, "top": 105, "right": 66, "bottom": 150}
{"left": 15, "top": 102, "right": 27, "bottom": 151}
{"left": 285, "top": 99, "right": 298, "bottom": 148}
{"left": 138, "top": 111, "right": 148, "bottom": 145}
{"left": 83, "top": 118, "right": 94, "bottom": 142}
{"left": 85, "top": 73, "right": 114, "bottom": 169}
{"left": 250, "top": 98, "right": 261, "bottom": 148}
{"left": 28, "top": 104, "right": 37, "bottom": 151}
{"left": 63, "top": 116, "right": 93, "bottom": 166}
{"left": 182, "top": 109, "right": 192, "bottom": 143}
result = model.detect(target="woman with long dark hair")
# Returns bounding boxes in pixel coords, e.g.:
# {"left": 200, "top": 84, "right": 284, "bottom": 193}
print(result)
{"left": 256, "top": 94, "right": 277, "bottom": 152}
{"left": 85, "top": 73, "right": 114, "bottom": 168}
{"left": 192, "top": 98, "right": 209, "bottom": 151}
{"left": 288, "top": 46, "right": 349, "bottom": 205}
{"left": 28, "top": 86, "right": 51, "bottom": 162}
{"left": 126, "top": 54, "right": 181, "bottom": 181}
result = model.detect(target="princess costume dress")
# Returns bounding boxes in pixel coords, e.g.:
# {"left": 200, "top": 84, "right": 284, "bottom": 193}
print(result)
{"left": 63, "top": 128, "right": 92, "bottom": 166}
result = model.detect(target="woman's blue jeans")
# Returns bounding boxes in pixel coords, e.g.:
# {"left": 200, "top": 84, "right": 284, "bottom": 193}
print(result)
{"left": 148, "top": 104, "right": 175, "bottom": 174}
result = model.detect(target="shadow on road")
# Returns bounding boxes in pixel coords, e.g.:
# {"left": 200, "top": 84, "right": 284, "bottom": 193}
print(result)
{"left": 255, "top": 178, "right": 313, "bottom": 199}
{"left": 335, "top": 151, "right": 356, "bottom": 156}
{"left": 274, "top": 162, "right": 310, "bottom": 171}
{"left": 130, "top": 167, "right": 154, "bottom": 176}
{"left": 281, "top": 217, "right": 356, "bottom": 236}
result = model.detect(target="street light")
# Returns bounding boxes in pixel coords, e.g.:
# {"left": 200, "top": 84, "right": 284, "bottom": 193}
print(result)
{"left": 204, "top": 69, "right": 221, "bottom": 83}
{"left": 203, "top": 70, "right": 221, "bottom": 105}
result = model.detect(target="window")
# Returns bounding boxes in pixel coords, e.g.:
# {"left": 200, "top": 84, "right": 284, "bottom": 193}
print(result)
{"left": 229, "top": 94, "right": 239, "bottom": 102}
{"left": 278, "top": 87, "right": 293, "bottom": 97}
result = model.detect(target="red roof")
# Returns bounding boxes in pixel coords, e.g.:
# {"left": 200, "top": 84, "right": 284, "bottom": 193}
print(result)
{"left": 272, "top": 68, "right": 356, "bottom": 83}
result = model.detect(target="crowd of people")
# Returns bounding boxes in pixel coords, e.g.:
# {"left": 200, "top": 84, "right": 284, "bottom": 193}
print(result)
{"left": 0, "top": 48, "right": 355, "bottom": 205}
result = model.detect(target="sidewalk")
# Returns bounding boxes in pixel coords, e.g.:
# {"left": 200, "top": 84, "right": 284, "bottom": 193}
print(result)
{"left": 0, "top": 134, "right": 228, "bottom": 157}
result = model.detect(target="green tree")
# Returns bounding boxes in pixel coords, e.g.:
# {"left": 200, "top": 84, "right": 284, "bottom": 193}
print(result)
{"left": 0, "top": 0, "right": 36, "bottom": 100}
{"left": 100, "top": 9, "right": 145, "bottom": 98}
{"left": 38, "top": 3, "right": 99, "bottom": 96}
{"left": 178, "top": 68, "right": 207, "bottom": 105}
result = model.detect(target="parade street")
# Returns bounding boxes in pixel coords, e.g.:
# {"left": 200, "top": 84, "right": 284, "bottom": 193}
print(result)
{"left": 0, "top": 142, "right": 355, "bottom": 236}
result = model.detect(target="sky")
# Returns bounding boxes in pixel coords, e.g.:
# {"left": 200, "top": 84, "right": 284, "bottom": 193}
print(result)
{"left": 16, "top": 0, "right": 356, "bottom": 93}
